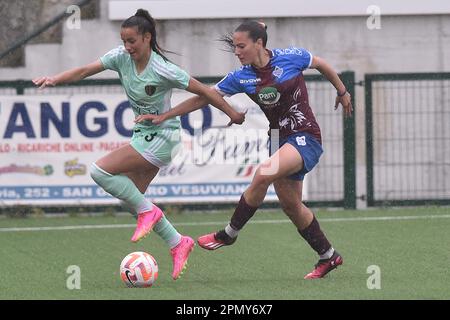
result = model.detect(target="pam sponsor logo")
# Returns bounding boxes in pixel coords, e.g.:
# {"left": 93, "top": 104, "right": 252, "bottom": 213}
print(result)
{"left": 64, "top": 158, "right": 87, "bottom": 177}
{"left": 257, "top": 87, "right": 281, "bottom": 105}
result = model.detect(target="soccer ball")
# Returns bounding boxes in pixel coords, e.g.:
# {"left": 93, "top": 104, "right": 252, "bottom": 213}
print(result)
{"left": 120, "top": 251, "right": 158, "bottom": 288}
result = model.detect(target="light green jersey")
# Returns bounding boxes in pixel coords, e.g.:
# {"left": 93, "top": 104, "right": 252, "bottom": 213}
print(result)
{"left": 100, "top": 46, "right": 190, "bottom": 130}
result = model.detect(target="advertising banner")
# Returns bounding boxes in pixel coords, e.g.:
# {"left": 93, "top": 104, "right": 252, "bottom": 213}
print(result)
{"left": 0, "top": 92, "right": 306, "bottom": 205}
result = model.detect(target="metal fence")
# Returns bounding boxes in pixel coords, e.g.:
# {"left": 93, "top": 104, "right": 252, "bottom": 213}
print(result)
{"left": 0, "top": 73, "right": 356, "bottom": 209}
{"left": 302, "top": 72, "right": 355, "bottom": 208}
{"left": 365, "top": 72, "right": 450, "bottom": 206}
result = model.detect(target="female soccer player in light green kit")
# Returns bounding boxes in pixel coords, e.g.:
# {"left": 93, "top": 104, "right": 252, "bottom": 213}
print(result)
{"left": 33, "top": 9, "right": 245, "bottom": 280}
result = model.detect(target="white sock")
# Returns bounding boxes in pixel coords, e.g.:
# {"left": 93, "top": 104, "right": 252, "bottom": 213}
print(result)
{"left": 225, "top": 224, "right": 239, "bottom": 238}
{"left": 319, "top": 247, "right": 335, "bottom": 260}
{"left": 168, "top": 233, "right": 182, "bottom": 249}
{"left": 136, "top": 199, "right": 154, "bottom": 214}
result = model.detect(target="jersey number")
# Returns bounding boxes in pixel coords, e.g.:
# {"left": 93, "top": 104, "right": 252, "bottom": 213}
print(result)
{"left": 145, "top": 132, "right": 157, "bottom": 142}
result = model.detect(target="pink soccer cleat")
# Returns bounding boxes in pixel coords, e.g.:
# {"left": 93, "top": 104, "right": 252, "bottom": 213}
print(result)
{"left": 130, "top": 206, "right": 163, "bottom": 243}
{"left": 170, "top": 236, "right": 195, "bottom": 280}
{"left": 197, "top": 230, "right": 237, "bottom": 251}
{"left": 304, "top": 250, "right": 343, "bottom": 279}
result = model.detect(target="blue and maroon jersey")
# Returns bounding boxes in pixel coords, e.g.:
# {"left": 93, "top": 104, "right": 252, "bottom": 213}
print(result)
{"left": 215, "top": 47, "right": 322, "bottom": 143}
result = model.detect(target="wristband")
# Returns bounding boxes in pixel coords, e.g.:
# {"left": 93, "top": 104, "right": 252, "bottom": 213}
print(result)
{"left": 337, "top": 90, "right": 347, "bottom": 97}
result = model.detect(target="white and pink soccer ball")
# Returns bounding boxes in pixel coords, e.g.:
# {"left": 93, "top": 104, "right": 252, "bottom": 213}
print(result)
{"left": 120, "top": 251, "right": 158, "bottom": 288}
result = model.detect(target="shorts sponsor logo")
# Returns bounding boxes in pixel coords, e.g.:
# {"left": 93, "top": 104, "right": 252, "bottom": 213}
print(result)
{"left": 296, "top": 136, "right": 306, "bottom": 146}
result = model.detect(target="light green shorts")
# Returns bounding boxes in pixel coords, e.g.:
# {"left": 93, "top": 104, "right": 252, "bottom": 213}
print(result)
{"left": 130, "top": 127, "right": 181, "bottom": 168}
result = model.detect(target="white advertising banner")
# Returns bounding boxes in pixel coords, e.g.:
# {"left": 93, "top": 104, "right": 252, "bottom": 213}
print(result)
{"left": 0, "top": 92, "right": 305, "bottom": 206}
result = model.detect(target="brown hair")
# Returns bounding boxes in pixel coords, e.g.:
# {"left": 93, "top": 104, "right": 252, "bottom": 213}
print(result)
{"left": 121, "top": 9, "right": 173, "bottom": 61}
{"left": 220, "top": 20, "right": 268, "bottom": 52}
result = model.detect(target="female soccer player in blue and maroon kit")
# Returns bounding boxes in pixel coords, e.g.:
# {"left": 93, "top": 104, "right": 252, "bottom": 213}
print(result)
{"left": 140, "top": 21, "right": 352, "bottom": 279}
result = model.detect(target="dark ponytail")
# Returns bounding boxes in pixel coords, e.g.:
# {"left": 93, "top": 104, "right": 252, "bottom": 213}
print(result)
{"left": 121, "top": 9, "right": 174, "bottom": 62}
{"left": 219, "top": 20, "right": 268, "bottom": 53}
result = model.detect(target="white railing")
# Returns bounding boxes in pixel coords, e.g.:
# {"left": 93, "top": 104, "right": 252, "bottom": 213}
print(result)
{"left": 108, "top": 0, "right": 450, "bottom": 20}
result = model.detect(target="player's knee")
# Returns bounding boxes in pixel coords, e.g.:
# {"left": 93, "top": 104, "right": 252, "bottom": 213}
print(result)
{"left": 89, "top": 162, "right": 112, "bottom": 186}
{"left": 89, "top": 163, "right": 100, "bottom": 182}
{"left": 278, "top": 199, "right": 289, "bottom": 212}
{"left": 253, "top": 167, "right": 275, "bottom": 186}
{"left": 279, "top": 199, "right": 300, "bottom": 216}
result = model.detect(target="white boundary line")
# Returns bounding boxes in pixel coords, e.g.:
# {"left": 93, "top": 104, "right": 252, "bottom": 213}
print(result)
{"left": 0, "top": 214, "right": 450, "bottom": 232}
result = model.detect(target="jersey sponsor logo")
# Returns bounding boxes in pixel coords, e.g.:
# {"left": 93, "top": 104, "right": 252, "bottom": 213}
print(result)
{"left": 257, "top": 87, "right": 281, "bottom": 105}
{"left": 239, "top": 78, "right": 261, "bottom": 84}
{"left": 272, "top": 66, "right": 284, "bottom": 78}
{"left": 135, "top": 101, "right": 159, "bottom": 115}
{"left": 274, "top": 47, "right": 304, "bottom": 56}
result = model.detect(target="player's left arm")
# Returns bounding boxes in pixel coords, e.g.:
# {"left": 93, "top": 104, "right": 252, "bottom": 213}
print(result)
{"left": 310, "top": 56, "right": 353, "bottom": 117}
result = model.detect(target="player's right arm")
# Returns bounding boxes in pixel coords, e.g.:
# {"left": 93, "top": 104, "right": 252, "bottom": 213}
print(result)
{"left": 135, "top": 94, "right": 210, "bottom": 125}
{"left": 32, "top": 60, "right": 105, "bottom": 89}
{"left": 135, "top": 71, "right": 244, "bottom": 125}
